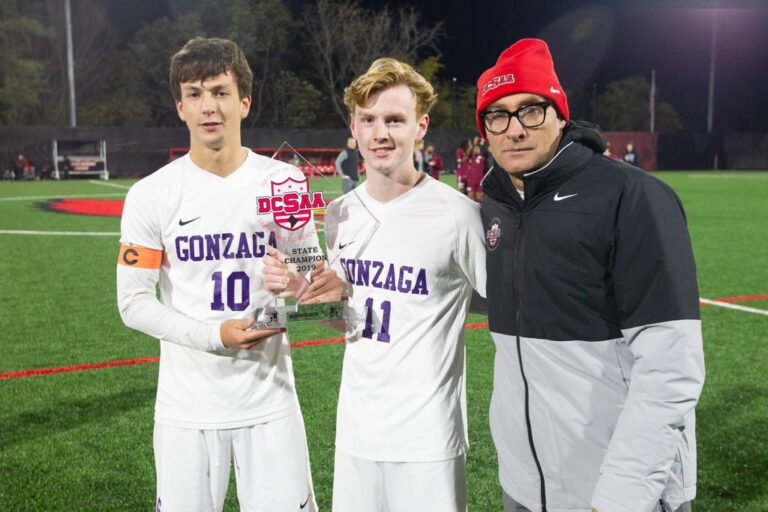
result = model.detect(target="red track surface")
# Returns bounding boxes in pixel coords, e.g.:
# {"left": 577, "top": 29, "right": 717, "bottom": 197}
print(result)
{"left": 3, "top": 293, "right": 766, "bottom": 380}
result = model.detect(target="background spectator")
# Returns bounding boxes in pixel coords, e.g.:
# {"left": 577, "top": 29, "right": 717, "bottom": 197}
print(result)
{"left": 623, "top": 141, "right": 640, "bottom": 166}
{"left": 456, "top": 139, "right": 471, "bottom": 195}
{"left": 335, "top": 137, "right": 361, "bottom": 194}
{"left": 466, "top": 145, "right": 487, "bottom": 202}
{"left": 61, "top": 155, "right": 73, "bottom": 180}
{"left": 12, "top": 153, "right": 31, "bottom": 180}
{"left": 425, "top": 143, "right": 444, "bottom": 180}
{"left": 413, "top": 139, "right": 427, "bottom": 173}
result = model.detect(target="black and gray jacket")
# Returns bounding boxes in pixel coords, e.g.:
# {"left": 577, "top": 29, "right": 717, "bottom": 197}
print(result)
{"left": 480, "top": 122, "right": 705, "bottom": 512}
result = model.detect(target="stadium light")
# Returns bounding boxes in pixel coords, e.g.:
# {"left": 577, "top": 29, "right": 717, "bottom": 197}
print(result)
{"left": 707, "top": 6, "right": 717, "bottom": 135}
{"left": 65, "top": 0, "right": 77, "bottom": 127}
{"left": 650, "top": 69, "right": 656, "bottom": 133}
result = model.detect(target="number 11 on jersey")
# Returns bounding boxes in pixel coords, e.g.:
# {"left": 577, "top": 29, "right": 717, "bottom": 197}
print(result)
{"left": 362, "top": 298, "right": 391, "bottom": 343}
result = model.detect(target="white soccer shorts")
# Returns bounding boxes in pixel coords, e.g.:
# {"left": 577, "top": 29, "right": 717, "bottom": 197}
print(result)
{"left": 154, "top": 411, "right": 317, "bottom": 512}
{"left": 332, "top": 449, "right": 467, "bottom": 512}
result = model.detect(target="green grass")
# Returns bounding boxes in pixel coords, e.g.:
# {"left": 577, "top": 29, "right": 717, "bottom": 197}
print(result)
{"left": 1, "top": 172, "right": 767, "bottom": 510}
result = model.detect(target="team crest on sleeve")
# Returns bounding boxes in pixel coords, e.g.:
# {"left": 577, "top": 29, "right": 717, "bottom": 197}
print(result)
{"left": 486, "top": 217, "right": 502, "bottom": 251}
{"left": 256, "top": 177, "right": 326, "bottom": 231}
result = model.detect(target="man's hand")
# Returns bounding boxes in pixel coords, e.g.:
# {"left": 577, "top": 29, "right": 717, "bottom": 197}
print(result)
{"left": 300, "top": 260, "right": 345, "bottom": 304}
{"left": 262, "top": 245, "right": 310, "bottom": 299}
{"left": 220, "top": 318, "right": 283, "bottom": 350}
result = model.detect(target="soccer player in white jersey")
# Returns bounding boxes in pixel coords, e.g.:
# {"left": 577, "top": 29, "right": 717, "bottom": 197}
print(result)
{"left": 266, "top": 58, "right": 487, "bottom": 512}
{"left": 116, "top": 37, "right": 318, "bottom": 512}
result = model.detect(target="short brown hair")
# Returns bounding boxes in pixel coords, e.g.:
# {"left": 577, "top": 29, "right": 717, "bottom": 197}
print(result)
{"left": 169, "top": 37, "right": 253, "bottom": 101}
{"left": 344, "top": 58, "right": 437, "bottom": 118}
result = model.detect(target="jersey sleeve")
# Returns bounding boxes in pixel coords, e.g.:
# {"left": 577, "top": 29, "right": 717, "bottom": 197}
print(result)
{"left": 116, "top": 183, "right": 225, "bottom": 352}
{"left": 450, "top": 193, "right": 487, "bottom": 298}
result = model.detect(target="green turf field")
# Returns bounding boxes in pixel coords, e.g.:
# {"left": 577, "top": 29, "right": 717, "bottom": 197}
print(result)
{"left": 1, "top": 172, "right": 766, "bottom": 511}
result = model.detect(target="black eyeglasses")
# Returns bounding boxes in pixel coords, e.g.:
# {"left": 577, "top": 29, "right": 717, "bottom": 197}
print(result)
{"left": 480, "top": 101, "right": 553, "bottom": 134}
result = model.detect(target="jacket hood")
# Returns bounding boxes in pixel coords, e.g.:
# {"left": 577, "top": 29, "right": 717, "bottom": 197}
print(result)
{"left": 560, "top": 120, "right": 607, "bottom": 154}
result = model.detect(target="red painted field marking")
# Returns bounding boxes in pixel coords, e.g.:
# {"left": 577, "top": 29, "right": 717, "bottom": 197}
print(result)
{"left": 702, "top": 294, "right": 768, "bottom": 304}
{"left": 7, "top": 292, "right": 767, "bottom": 381}
{"left": 0, "top": 357, "right": 160, "bottom": 379}
{"left": 0, "top": 323, "right": 491, "bottom": 380}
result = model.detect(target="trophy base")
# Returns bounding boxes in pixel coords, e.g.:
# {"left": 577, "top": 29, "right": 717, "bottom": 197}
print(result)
{"left": 251, "top": 302, "right": 346, "bottom": 330}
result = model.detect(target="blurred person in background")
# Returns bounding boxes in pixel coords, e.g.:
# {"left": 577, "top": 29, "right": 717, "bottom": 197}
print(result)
{"left": 336, "top": 136, "right": 361, "bottom": 194}
{"left": 12, "top": 153, "right": 30, "bottom": 180}
{"left": 455, "top": 138, "right": 471, "bottom": 195}
{"left": 425, "top": 143, "right": 444, "bottom": 180}
{"left": 60, "top": 155, "right": 73, "bottom": 180}
{"left": 623, "top": 141, "right": 640, "bottom": 167}
{"left": 414, "top": 138, "right": 427, "bottom": 173}
{"left": 465, "top": 144, "right": 487, "bottom": 202}
{"left": 603, "top": 141, "right": 620, "bottom": 160}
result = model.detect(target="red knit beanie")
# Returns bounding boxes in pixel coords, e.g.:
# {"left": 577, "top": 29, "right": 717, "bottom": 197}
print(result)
{"left": 475, "top": 38, "right": 569, "bottom": 137}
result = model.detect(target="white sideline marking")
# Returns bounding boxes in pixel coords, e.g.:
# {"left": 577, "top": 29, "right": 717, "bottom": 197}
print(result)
{"left": 1, "top": 228, "right": 319, "bottom": 236}
{"left": 687, "top": 174, "right": 768, "bottom": 179}
{"left": 88, "top": 180, "right": 131, "bottom": 190}
{"left": 0, "top": 230, "right": 120, "bottom": 236}
{"left": 0, "top": 193, "right": 125, "bottom": 202}
{"left": 700, "top": 298, "right": 768, "bottom": 316}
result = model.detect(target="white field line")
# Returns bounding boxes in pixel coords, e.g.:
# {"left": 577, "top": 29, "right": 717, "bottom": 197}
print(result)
{"left": 1, "top": 227, "right": 322, "bottom": 236}
{"left": 0, "top": 230, "right": 120, "bottom": 236}
{"left": 0, "top": 192, "right": 125, "bottom": 202}
{"left": 687, "top": 174, "right": 768, "bottom": 179}
{"left": 88, "top": 180, "right": 131, "bottom": 190}
{"left": 700, "top": 298, "right": 768, "bottom": 316}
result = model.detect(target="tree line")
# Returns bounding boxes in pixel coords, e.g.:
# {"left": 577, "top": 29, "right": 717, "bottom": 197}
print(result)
{"left": 0, "top": 0, "right": 682, "bottom": 132}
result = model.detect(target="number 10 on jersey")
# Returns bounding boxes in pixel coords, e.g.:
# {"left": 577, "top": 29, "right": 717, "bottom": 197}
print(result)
{"left": 362, "top": 298, "right": 391, "bottom": 343}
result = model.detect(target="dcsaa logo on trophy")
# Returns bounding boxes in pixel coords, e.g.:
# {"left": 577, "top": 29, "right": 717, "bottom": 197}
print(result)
{"left": 256, "top": 177, "right": 326, "bottom": 231}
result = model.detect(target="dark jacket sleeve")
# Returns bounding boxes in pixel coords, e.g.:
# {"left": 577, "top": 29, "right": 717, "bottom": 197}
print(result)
{"left": 593, "top": 174, "right": 705, "bottom": 511}
{"left": 613, "top": 174, "right": 700, "bottom": 327}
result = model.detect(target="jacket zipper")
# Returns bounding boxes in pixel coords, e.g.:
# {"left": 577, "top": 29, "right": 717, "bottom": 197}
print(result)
{"left": 512, "top": 204, "right": 548, "bottom": 512}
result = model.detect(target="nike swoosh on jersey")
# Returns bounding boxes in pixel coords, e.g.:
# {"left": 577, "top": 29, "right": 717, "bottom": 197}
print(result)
{"left": 299, "top": 494, "right": 310, "bottom": 509}
{"left": 339, "top": 241, "right": 355, "bottom": 250}
{"left": 553, "top": 192, "right": 577, "bottom": 201}
{"left": 178, "top": 216, "right": 201, "bottom": 226}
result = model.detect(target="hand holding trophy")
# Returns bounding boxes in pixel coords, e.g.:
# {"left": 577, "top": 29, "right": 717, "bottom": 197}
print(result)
{"left": 262, "top": 245, "right": 345, "bottom": 304}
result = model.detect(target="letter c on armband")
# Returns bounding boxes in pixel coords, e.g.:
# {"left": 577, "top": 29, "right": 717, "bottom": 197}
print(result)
{"left": 118, "top": 244, "right": 163, "bottom": 269}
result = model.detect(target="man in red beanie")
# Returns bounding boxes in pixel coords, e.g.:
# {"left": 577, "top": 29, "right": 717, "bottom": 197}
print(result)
{"left": 476, "top": 38, "right": 703, "bottom": 512}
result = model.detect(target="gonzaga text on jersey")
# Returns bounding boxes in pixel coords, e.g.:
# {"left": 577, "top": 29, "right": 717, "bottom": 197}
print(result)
{"left": 340, "top": 258, "right": 429, "bottom": 295}
{"left": 175, "top": 231, "right": 277, "bottom": 261}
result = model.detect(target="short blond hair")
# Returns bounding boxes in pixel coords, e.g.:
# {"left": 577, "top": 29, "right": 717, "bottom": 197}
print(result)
{"left": 344, "top": 58, "right": 437, "bottom": 118}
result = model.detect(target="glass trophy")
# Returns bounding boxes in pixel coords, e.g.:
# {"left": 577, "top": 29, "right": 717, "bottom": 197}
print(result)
{"left": 252, "top": 141, "right": 379, "bottom": 332}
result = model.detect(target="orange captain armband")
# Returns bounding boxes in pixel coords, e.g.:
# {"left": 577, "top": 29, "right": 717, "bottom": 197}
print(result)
{"left": 118, "top": 244, "right": 163, "bottom": 269}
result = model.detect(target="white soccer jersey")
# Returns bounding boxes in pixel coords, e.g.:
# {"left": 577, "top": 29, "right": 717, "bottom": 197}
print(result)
{"left": 117, "top": 149, "right": 318, "bottom": 429}
{"left": 325, "top": 177, "right": 487, "bottom": 462}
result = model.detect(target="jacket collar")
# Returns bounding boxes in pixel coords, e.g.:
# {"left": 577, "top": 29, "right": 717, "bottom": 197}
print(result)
{"left": 482, "top": 120, "right": 606, "bottom": 206}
